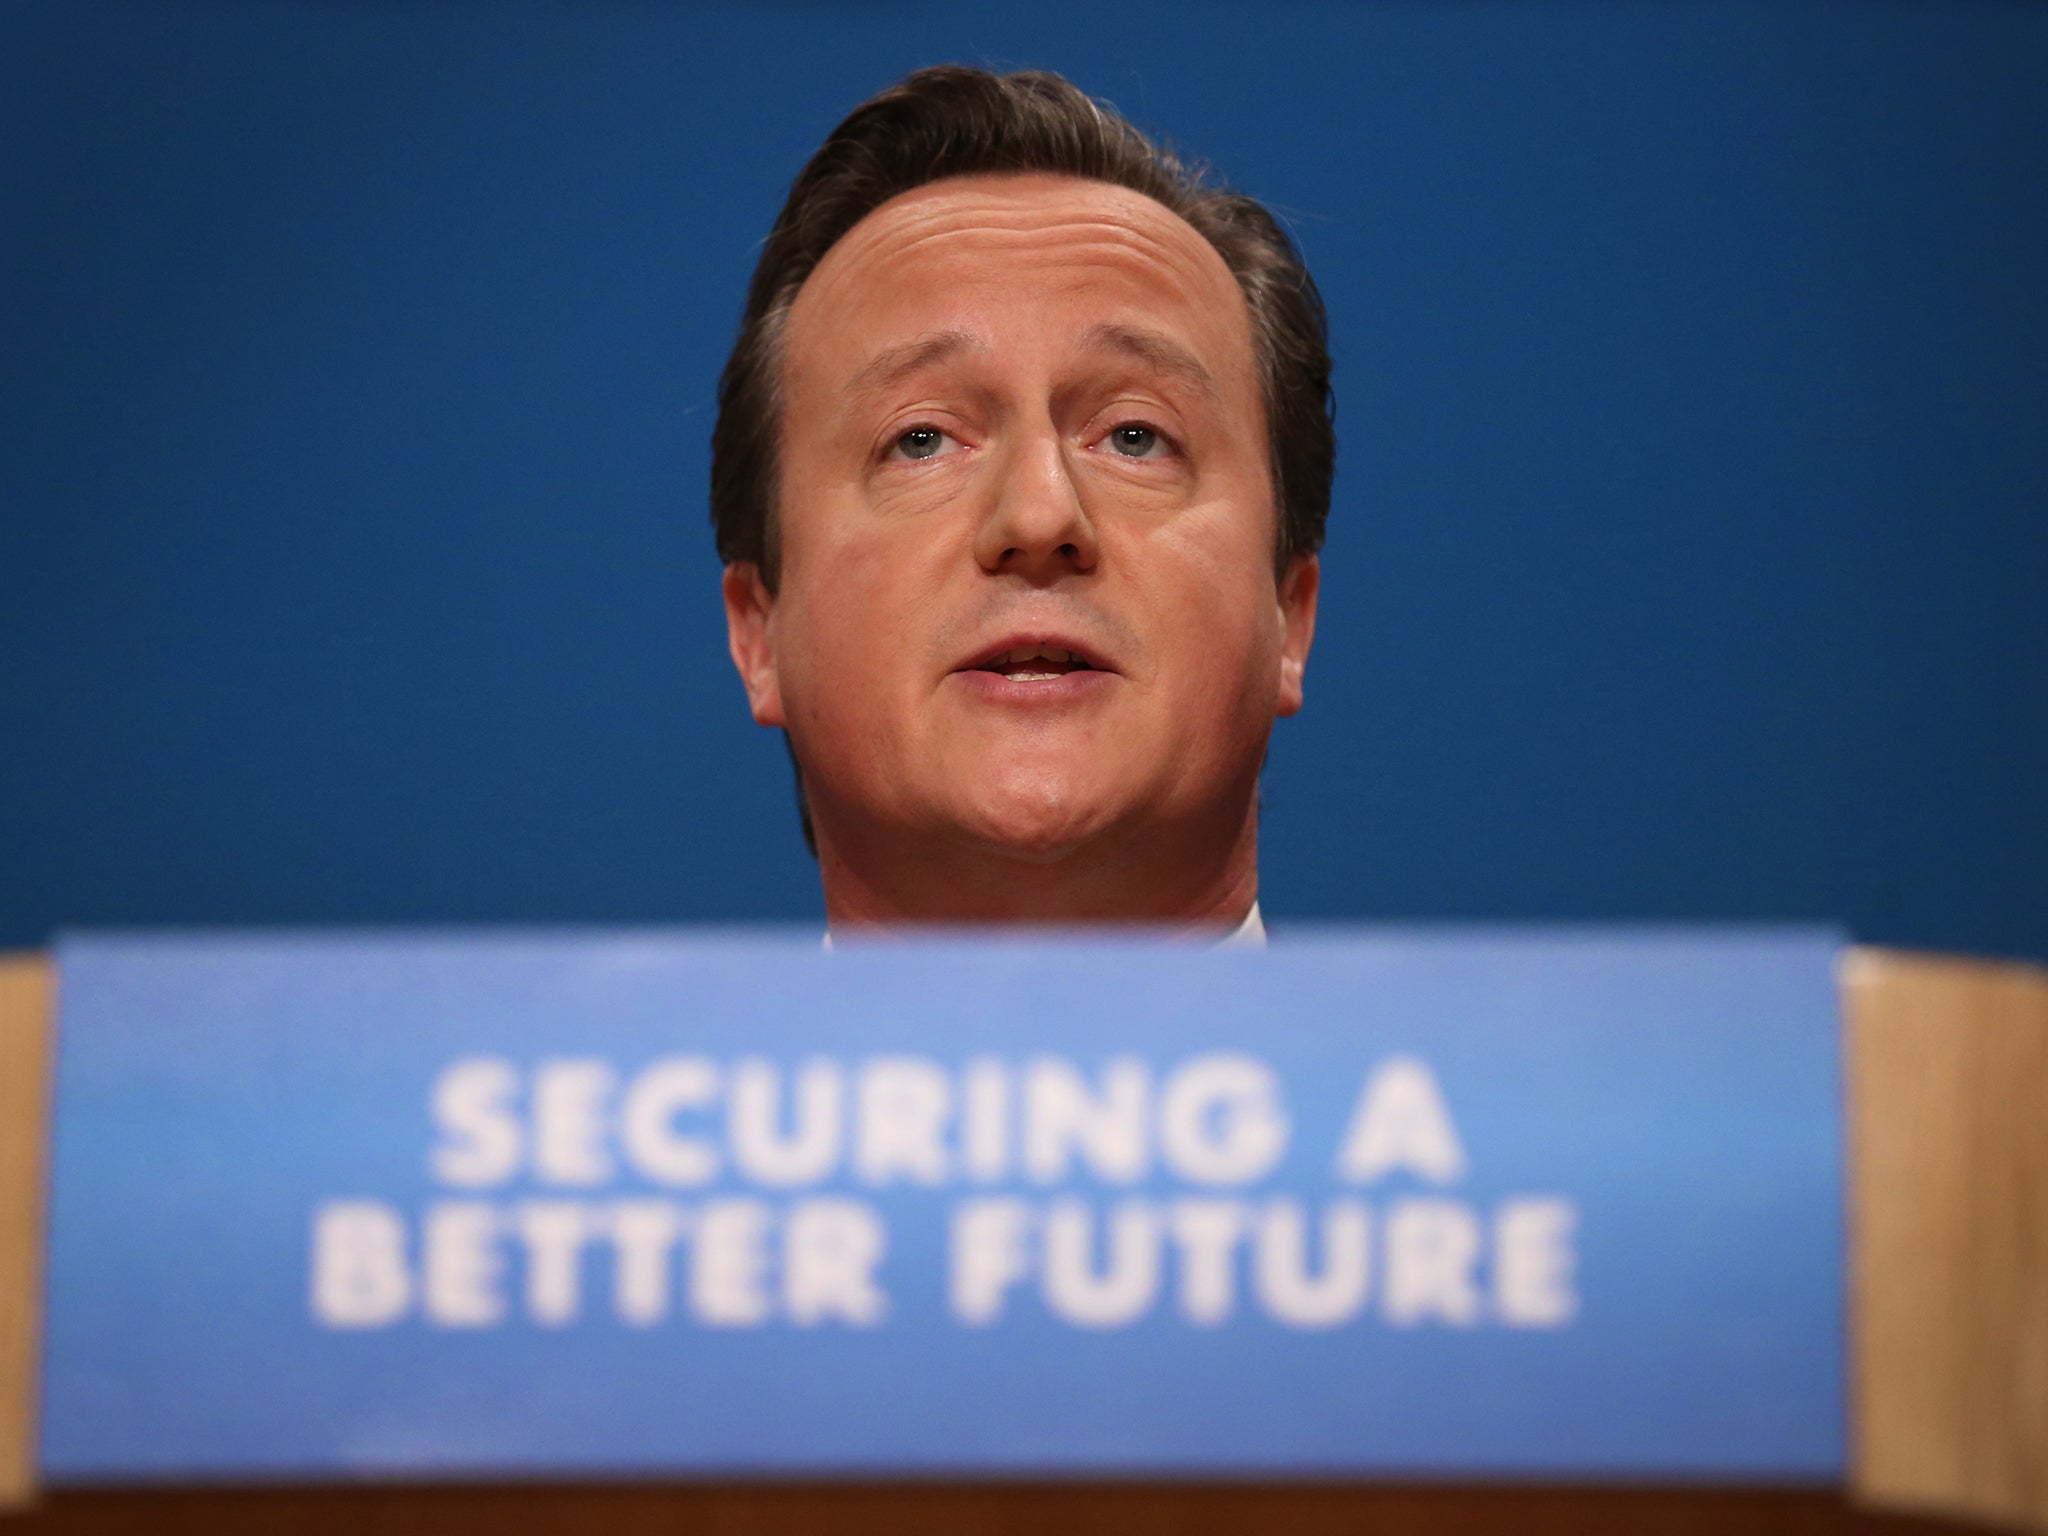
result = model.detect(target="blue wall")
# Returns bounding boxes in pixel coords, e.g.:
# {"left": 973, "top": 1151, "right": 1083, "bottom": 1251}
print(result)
{"left": 5, "top": 2, "right": 2045, "bottom": 960}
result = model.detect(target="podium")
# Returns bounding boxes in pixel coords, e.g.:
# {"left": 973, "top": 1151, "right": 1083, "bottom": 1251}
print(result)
{"left": 2, "top": 943, "right": 2042, "bottom": 1533}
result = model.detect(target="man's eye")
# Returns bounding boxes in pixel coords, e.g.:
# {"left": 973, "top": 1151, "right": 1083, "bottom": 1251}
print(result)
{"left": 1103, "top": 424, "right": 1166, "bottom": 458}
{"left": 892, "top": 426, "right": 958, "bottom": 461}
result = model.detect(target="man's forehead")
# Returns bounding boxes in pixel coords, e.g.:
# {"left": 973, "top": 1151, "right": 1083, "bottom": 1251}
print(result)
{"left": 782, "top": 172, "right": 1255, "bottom": 383}
{"left": 818, "top": 171, "right": 1201, "bottom": 254}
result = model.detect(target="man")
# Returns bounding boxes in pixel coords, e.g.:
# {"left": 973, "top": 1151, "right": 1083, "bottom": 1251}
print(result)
{"left": 713, "top": 66, "right": 1332, "bottom": 937}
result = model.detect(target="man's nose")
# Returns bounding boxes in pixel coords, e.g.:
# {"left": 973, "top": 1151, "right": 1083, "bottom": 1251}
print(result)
{"left": 972, "top": 429, "right": 1099, "bottom": 581}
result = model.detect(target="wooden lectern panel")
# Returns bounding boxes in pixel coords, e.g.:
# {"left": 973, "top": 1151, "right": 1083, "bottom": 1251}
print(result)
{"left": 0, "top": 956, "right": 52, "bottom": 1511}
{"left": 1845, "top": 948, "right": 2048, "bottom": 1532}
{"left": 0, "top": 1480, "right": 1997, "bottom": 1535}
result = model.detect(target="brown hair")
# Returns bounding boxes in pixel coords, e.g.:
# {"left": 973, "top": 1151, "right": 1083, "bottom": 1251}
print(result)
{"left": 709, "top": 64, "right": 1334, "bottom": 586}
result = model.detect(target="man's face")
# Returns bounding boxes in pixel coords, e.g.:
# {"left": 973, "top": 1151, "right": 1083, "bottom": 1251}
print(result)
{"left": 725, "top": 172, "right": 1317, "bottom": 875}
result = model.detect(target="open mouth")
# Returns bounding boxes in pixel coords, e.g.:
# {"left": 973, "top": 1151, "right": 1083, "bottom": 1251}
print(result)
{"left": 970, "top": 644, "right": 1099, "bottom": 682}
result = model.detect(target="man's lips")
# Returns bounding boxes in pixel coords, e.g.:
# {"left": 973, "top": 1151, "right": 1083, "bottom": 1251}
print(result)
{"left": 954, "top": 633, "right": 1116, "bottom": 680}
{"left": 949, "top": 633, "right": 1118, "bottom": 699}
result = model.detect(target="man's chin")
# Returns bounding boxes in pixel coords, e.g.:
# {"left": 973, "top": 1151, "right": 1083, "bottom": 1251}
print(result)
{"left": 936, "top": 782, "right": 1127, "bottom": 867}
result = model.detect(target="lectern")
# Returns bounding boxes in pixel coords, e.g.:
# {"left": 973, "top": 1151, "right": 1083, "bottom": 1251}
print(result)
{"left": 1, "top": 939, "right": 2041, "bottom": 1534}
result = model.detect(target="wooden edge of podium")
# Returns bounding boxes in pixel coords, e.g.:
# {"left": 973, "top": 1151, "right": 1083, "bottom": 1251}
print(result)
{"left": 1842, "top": 945, "right": 2048, "bottom": 1534}
{"left": 0, "top": 945, "right": 2042, "bottom": 1528}
{"left": 0, "top": 955, "right": 53, "bottom": 1511}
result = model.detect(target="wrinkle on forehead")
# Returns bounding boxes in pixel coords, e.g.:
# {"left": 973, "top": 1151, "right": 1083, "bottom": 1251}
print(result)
{"left": 816, "top": 172, "right": 1222, "bottom": 277}
{"left": 784, "top": 173, "right": 1256, "bottom": 385}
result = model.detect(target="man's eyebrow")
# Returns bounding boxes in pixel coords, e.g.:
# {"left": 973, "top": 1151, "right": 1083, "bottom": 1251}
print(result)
{"left": 843, "top": 329, "right": 984, "bottom": 402}
{"left": 1076, "top": 322, "right": 1220, "bottom": 401}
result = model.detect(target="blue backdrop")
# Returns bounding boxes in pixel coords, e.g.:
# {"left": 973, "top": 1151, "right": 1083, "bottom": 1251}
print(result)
{"left": 4, "top": 2, "right": 2045, "bottom": 959}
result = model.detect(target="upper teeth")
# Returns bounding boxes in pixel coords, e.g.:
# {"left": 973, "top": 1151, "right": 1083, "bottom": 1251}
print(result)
{"left": 1000, "top": 646, "right": 1075, "bottom": 665}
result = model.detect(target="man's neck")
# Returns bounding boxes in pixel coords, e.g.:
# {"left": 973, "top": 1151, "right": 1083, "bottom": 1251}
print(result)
{"left": 825, "top": 898, "right": 1265, "bottom": 948}
{"left": 812, "top": 804, "right": 1262, "bottom": 932}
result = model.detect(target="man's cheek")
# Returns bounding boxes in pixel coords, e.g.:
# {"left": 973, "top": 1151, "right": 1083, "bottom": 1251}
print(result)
{"left": 786, "top": 634, "right": 906, "bottom": 775}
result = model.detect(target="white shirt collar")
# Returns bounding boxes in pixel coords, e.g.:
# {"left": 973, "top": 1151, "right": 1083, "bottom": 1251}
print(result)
{"left": 1221, "top": 901, "right": 1267, "bottom": 946}
{"left": 824, "top": 900, "right": 1265, "bottom": 949}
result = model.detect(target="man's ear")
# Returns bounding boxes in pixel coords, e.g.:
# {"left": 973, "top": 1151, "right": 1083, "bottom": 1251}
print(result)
{"left": 1275, "top": 553, "right": 1320, "bottom": 719}
{"left": 722, "top": 561, "right": 786, "bottom": 728}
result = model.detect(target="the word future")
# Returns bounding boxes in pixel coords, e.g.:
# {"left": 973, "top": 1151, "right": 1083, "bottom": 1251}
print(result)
{"left": 311, "top": 1053, "right": 1578, "bottom": 1335}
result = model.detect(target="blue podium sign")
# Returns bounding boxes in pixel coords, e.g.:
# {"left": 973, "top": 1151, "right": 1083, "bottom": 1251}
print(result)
{"left": 42, "top": 928, "right": 1844, "bottom": 1481}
